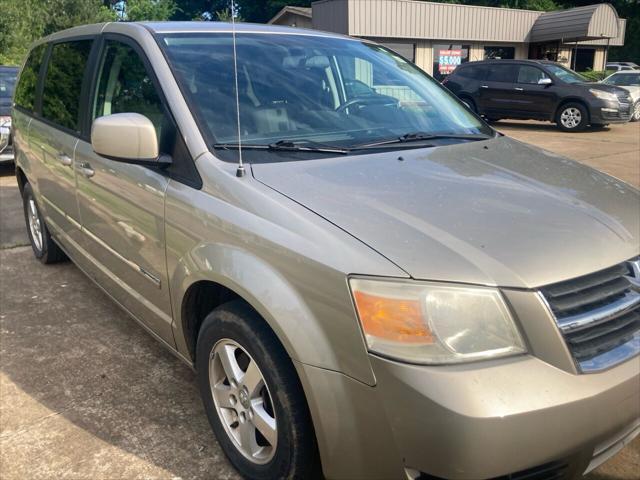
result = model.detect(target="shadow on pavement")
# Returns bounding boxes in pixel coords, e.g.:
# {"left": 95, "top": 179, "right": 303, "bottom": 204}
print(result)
{"left": 0, "top": 247, "right": 241, "bottom": 479}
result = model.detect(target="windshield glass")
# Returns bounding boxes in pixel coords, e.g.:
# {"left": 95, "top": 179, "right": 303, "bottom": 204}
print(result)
{"left": 0, "top": 69, "right": 18, "bottom": 99}
{"left": 160, "top": 33, "right": 492, "bottom": 153}
{"left": 544, "top": 64, "right": 587, "bottom": 84}
{"left": 603, "top": 73, "right": 640, "bottom": 86}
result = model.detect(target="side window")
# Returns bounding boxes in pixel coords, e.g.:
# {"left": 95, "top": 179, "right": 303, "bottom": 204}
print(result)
{"left": 14, "top": 44, "right": 47, "bottom": 112}
{"left": 457, "top": 66, "right": 476, "bottom": 79}
{"left": 517, "top": 66, "right": 550, "bottom": 84}
{"left": 41, "top": 40, "right": 93, "bottom": 131}
{"left": 93, "top": 40, "right": 170, "bottom": 150}
{"left": 486, "top": 64, "right": 518, "bottom": 83}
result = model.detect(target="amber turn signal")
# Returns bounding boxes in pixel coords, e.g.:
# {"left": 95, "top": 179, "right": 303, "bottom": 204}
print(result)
{"left": 352, "top": 290, "right": 434, "bottom": 344}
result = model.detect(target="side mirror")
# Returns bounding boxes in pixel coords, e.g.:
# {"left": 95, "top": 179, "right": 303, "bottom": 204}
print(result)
{"left": 91, "top": 113, "right": 162, "bottom": 163}
{"left": 538, "top": 78, "right": 553, "bottom": 85}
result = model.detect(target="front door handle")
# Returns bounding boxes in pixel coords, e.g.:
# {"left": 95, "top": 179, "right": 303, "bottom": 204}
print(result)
{"left": 78, "top": 162, "right": 95, "bottom": 178}
{"left": 514, "top": 87, "right": 524, "bottom": 91}
{"left": 480, "top": 85, "right": 489, "bottom": 89}
{"left": 57, "top": 152, "right": 72, "bottom": 166}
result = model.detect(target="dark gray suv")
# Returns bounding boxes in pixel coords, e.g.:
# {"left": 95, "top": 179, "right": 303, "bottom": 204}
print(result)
{"left": 443, "top": 60, "right": 633, "bottom": 131}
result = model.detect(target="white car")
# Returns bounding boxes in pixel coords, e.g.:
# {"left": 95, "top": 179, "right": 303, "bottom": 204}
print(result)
{"left": 606, "top": 62, "right": 639, "bottom": 71}
{"left": 602, "top": 71, "right": 640, "bottom": 121}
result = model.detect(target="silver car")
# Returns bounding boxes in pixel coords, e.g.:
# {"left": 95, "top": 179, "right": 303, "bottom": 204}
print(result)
{"left": 12, "top": 22, "right": 640, "bottom": 480}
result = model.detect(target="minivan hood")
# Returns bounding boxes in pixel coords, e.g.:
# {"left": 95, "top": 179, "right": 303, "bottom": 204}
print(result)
{"left": 252, "top": 137, "right": 639, "bottom": 288}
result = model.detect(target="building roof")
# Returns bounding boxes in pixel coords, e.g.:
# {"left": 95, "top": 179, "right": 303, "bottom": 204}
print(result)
{"left": 530, "top": 3, "right": 620, "bottom": 42}
{"left": 268, "top": 6, "right": 312, "bottom": 25}
{"left": 272, "top": 0, "right": 625, "bottom": 46}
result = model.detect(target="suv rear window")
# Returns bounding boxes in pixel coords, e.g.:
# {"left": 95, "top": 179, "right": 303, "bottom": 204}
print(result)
{"left": 14, "top": 44, "right": 47, "bottom": 112}
{"left": 42, "top": 40, "right": 93, "bottom": 132}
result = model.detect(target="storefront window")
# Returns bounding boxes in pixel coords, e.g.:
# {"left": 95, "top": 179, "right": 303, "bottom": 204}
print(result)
{"left": 484, "top": 46, "right": 515, "bottom": 60}
{"left": 571, "top": 48, "right": 595, "bottom": 72}
{"left": 529, "top": 42, "right": 559, "bottom": 62}
{"left": 433, "top": 44, "right": 470, "bottom": 82}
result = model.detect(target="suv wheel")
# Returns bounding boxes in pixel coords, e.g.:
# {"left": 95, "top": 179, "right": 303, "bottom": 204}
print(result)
{"left": 196, "top": 300, "right": 319, "bottom": 480}
{"left": 22, "top": 183, "right": 67, "bottom": 264}
{"left": 632, "top": 100, "right": 640, "bottom": 122}
{"left": 556, "top": 103, "right": 587, "bottom": 131}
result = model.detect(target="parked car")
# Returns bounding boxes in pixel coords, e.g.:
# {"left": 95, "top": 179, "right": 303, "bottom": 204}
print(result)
{"left": 0, "top": 65, "right": 19, "bottom": 163}
{"left": 601, "top": 70, "right": 640, "bottom": 121}
{"left": 606, "top": 62, "right": 639, "bottom": 71}
{"left": 443, "top": 59, "right": 633, "bottom": 131}
{"left": 13, "top": 23, "right": 640, "bottom": 480}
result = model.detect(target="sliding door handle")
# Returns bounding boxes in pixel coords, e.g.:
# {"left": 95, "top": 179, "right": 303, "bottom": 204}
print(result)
{"left": 78, "top": 162, "right": 95, "bottom": 178}
{"left": 57, "top": 152, "right": 72, "bottom": 166}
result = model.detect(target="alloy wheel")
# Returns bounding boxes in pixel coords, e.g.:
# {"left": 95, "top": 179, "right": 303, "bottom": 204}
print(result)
{"left": 209, "top": 339, "right": 277, "bottom": 464}
{"left": 27, "top": 197, "right": 43, "bottom": 252}
{"left": 560, "top": 107, "right": 582, "bottom": 129}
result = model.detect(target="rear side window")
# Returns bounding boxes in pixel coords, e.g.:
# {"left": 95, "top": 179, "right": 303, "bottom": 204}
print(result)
{"left": 456, "top": 66, "right": 475, "bottom": 79}
{"left": 14, "top": 44, "right": 47, "bottom": 112}
{"left": 42, "top": 40, "right": 93, "bottom": 131}
{"left": 486, "top": 64, "right": 517, "bottom": 83}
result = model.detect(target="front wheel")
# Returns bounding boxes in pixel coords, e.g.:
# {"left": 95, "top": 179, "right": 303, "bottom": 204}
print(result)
{"left": 631, "top": 100, "right": 640, "bottom": 122}
{"left": 196, "top": 301, "right": 320, "bottom": 480}
{"left": 556, "top": 103, "right": 588, "bottom": 131}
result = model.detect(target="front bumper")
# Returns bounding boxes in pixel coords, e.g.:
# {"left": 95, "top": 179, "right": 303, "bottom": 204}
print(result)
{"left": 372, "top": 354, "right": 639, "bottom": 479}
{"left": 298, "top": 353, "right": 639, "bottom": 480}
{"left": 590, "top": 100, "right": 633, "bottom": 124}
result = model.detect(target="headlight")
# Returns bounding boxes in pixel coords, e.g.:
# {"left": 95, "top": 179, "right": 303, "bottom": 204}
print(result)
{"left": 349, "top": 278, "right": 526, "bottom": 364}
{"left": 589, "top": 89, "right": 618, "bottom": 102}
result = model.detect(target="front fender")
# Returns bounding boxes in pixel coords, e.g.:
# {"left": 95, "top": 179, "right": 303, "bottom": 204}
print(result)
{"left": 171, "top": 242, "right": 367, "bottom": 379}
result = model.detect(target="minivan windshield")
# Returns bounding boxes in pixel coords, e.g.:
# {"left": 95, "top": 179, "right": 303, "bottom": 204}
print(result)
{"left": 544, "top": 64, "right": 587, "bottom": 84}
{"left": 160, "top": 33, "right": 492, "bottom": 155}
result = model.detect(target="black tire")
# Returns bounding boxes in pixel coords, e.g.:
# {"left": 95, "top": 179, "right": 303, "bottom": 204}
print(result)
{"left": 196, "top": 300, "right": 320, "bottom": 480}
{"left": 22, "top": 183, "right": 67, "bottom": 264}
{"left": 556, "top": 102, "right": 588, "bottom": 132}
{"left": 631, "top": 101, "right": 640, "bottom": 122}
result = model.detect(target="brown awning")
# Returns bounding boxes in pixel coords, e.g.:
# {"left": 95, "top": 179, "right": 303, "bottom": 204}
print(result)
{"left": 530, "top": 4, "right": 620, "bottom": 43}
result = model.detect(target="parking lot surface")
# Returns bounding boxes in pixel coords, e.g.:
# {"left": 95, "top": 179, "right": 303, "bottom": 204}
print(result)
{"left": 0, "top": 121, "right": 639, "bottom": 479}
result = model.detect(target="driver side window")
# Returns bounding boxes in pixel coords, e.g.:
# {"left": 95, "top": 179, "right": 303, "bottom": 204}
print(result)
{"left": 517, "top": 66, "right": 550, "bottom": 84}
{"left": 93, "top": 40, "right": 170, "bottom": 149}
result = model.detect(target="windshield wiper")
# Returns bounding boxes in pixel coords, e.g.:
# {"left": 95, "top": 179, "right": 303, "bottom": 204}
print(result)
{"left": 213, "top": 139, "right": 349, "bottom": 154}
{"left": 352, "top": 132, "right": 493, "bottom": 149}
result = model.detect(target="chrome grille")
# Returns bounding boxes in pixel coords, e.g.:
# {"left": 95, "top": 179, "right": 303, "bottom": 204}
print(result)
{"left": 541, "top": 258, "right": 640, "bottom": 373}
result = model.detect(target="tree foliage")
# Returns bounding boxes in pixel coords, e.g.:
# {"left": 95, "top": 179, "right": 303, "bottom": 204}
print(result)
{"left": 0, "top": 0, "right": 115, "bottom": 65}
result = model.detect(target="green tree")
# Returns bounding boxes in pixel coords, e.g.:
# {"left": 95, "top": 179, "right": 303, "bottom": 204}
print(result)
{"left": 0, "top": 0, "right": 115, "bottom": 65}
{"left": 117, "top": 0, "right": 178, "bottom": 21}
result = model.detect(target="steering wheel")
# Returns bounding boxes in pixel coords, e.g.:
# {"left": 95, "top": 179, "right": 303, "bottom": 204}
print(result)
{"left": 335, "top": 96, "right": 398, "bottom": 113}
